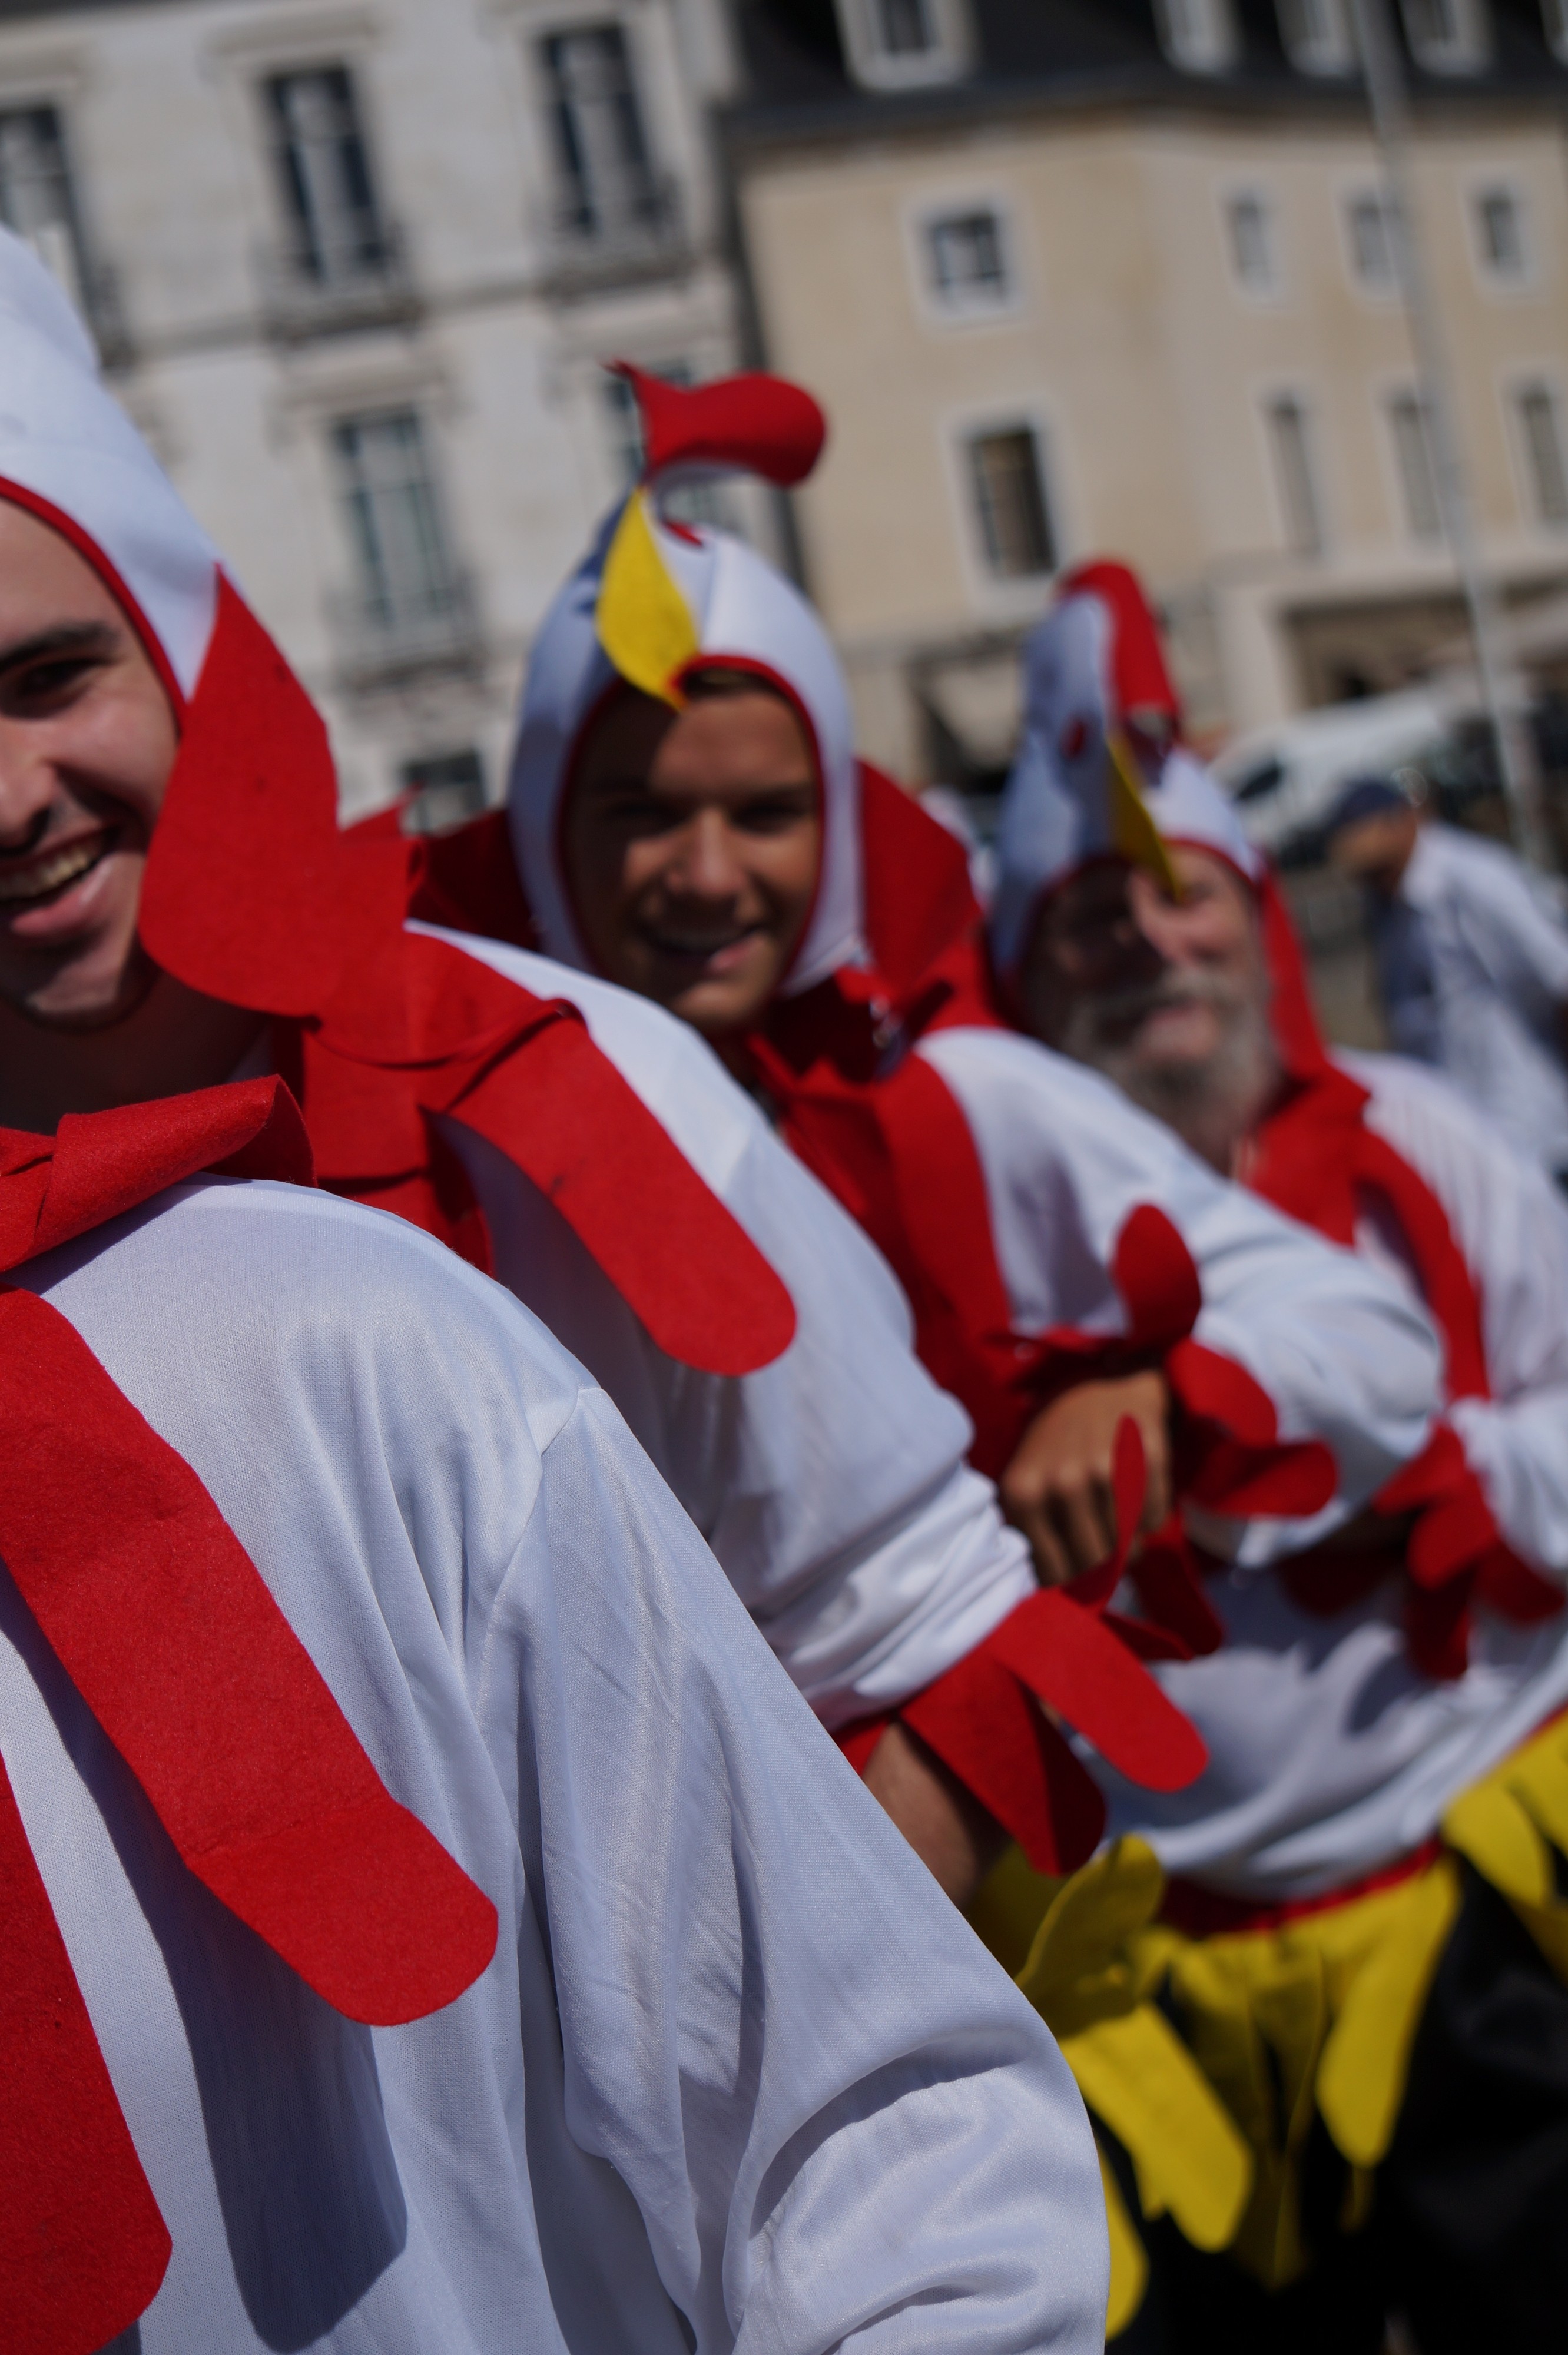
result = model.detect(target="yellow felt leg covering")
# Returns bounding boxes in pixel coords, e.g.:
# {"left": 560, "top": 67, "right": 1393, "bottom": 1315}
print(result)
{"left": 1443, "top": 1713, "right": 1568, "bottom": 1982}
{"left": 1315, "top": 1857, "right": 1462, "bottom": 2168}
{"left": 1098, "top": 2138, "right": 1149, "bottom": 2341}
{"left": 594, "top": 490, "right": 701, "bottom": 706}
{"left": 1063, "top": 2006, "right": 1253, "bottom": 2253}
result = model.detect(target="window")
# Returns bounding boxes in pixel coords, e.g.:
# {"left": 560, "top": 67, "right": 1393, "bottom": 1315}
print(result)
{"left": 0, "top": 107, "right": 89, "bottom": 318}
{"left": 1399, "top": 0, "right": 1489, "bottom": 71}
{"left": 400, "top": 748, "right": 488, "bottom": 835}
{"left": 1225, "top": 192, "right": 1278, "bottom": 297}
{"left": 1154, "top": 0, "right": 1238, "bottom": 73}
{"left": 1387, "top": 391, "right": 1443, "bottom": 539}
{"left": 333, "top": 411, "right": 459, "bottom": 632}
{"left": 1264, "top": 394, "right": 1324, "bottom": 556}
{"left": 1347, "top": 190, "right": 1400, "bottom": 293}
{"left": 1277, "top": 0, "right": 1354, "bottom": 71}
{"left": 926, "top": 207, "right": 1011, "bottom": 312}
{"left": 1473, "top": 185, "right": 1528, "bottom": 286}
{"left": 836, "top": 0, "right": 970, "bottom": 87}
{"left": 540, "top": 23, "right": 661, "bottom": 241}
{"left": 1516, "top": 384, "right": 1568, "bottom": 526}
{"left": 267, "top": 68, "right": 389, "bottom": 286}
{"left": 966, "top": 426, "right": 1056, "bottom": 580}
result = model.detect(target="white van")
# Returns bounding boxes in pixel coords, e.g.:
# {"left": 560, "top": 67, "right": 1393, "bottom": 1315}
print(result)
{"left": 1213, "top": 688, "right": 1453, "bottom": 860}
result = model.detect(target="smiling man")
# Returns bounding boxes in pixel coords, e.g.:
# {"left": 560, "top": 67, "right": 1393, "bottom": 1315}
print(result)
{"left": 994, "top": 558, "right": 1568, "bottom": 2355}
{"left": 561, "top": 666, "right": 820, "bottom": 1054}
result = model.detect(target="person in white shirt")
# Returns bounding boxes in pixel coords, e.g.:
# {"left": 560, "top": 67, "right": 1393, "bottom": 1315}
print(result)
{"left": 994, "top": 558, "right": 1568, "bottom": 2355}
{"left": 0, "top": 1073, "right": 1110, "bottom": 2353}
{"left": 1328, "top": 774, "right": 1568, "bottom": 1181}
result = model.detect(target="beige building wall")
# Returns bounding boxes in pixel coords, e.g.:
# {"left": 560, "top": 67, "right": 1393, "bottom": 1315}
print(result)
{"left": 734, "top": 97, "right": 1568, "bottom": 780}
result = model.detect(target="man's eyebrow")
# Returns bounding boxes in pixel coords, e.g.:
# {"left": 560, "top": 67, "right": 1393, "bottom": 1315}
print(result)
{"left": 0, "top": 619, "right": 122, "bottom": 672}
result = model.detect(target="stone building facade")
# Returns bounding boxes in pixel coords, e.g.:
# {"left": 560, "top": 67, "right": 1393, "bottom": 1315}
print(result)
{"left": 0, "top": 0, "right": 763, "bottom": 818}
{"left": 722, "top": 0, "right": 1568, "bottom": 785}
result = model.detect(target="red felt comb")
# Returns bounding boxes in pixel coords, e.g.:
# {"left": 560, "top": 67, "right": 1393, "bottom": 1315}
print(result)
{"left": 1059, "top": 559, "right": 1182, "bottom": 738}
{"left": 609, "top": 363, "right": 827, "bottom": 490}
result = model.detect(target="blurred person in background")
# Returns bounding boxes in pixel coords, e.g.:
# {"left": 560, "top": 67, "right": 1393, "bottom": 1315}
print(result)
{"left": 998, "top": 559, "right": 1568, "bottom": 2355}
{"left": 1328, "top": 772, "right": 1568, "bottom": 1185}
{"left": 415, "top": 365, "right": 1460, "bottom": 2208}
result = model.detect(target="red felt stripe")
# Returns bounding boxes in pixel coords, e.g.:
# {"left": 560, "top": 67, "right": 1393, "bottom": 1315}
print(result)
{"left": 0, "top": 1288, "right": 498, "bottom": 2026}
{"left": 902, "top": 1650, "right": 1106, "bottom": 1875}
{"left": 989, "top": 1589, "right": 1209, "bottom": 1792}
{"left": 0, "top": 1752, "right": 171, "bottom": 2354}
{"left": 447, "top": 1009, "right": 797, "bottom": 1378}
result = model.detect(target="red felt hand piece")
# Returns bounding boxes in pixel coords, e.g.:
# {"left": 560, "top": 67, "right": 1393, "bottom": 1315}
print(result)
{"left": 0, "top": 1753, "right": 171, "bottom": 2355}
{"left": 0, "top": 1286, "right": 498, "bottom": 2026}
{"left": 858, "top": 1415, "right": 1209, "bottom": 1875}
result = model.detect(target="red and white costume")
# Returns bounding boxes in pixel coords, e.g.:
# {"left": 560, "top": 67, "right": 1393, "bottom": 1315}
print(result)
{"left": 993, "top": 563, "right": 1568, "bottom": 1902}
{"left": 0, "top": 1079, "right": 1110, "bottom": 2352}
{"left": 413, "top": 366, "right": 1443, "bottom": 1869}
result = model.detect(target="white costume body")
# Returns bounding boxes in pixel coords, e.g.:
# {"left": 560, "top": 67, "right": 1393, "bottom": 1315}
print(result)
{"left": 426, "top": 925, "right": 1441, "bottom": 1739}
{"left": 1092, "top": 1051, "right": 1568, "bottom": 1902}
{"left": 992, "top": 574, "right": 1568, "bottom": 1902}
{"left": 1375, "top": 819, "right": 1568, "bottom": 1175}
{"left": 11, "top": 1177, "right": 1106, "bottom": 2353}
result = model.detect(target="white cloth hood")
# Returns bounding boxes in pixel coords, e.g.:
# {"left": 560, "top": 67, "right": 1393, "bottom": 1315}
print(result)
{"left": 0, "top": 228, "right": 218, "bottom": 698}
{"left": 990, "top": 575, "right": 1260, "bottom": 976}
{"left": 508, "top": 502, "right": 864, "bottom": 997}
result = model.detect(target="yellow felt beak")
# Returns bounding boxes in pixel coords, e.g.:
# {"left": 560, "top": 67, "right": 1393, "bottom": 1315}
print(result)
{"left": 595, "top": 490, "right": 701, "bottom": 708}
{"left": 1107, "top": 731, "right": 1182, "bottom": 899}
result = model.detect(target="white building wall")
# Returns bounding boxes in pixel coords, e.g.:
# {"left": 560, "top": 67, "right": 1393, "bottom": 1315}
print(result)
{"left": 0, "top": 0, "right": 747, "bottom": 817}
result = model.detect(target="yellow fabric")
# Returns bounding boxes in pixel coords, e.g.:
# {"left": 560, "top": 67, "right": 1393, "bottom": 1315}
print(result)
{"left": 1097, "top": 2140, "right": 1148, "bottom": 2341}
{"left": 1443, "top": 1711, "right": 1568, "bottom": 1982}
{"left": 970, "top": 1727, "right": 1568, "bottom": 2332}
{"left": 968, "top": 1840, "right": 1252, "bottom": 2327}
{"left": 1106, "top": 732, "right": 1181, "bottom": 897}
{"left": 594, "top": 490, "right": 700, "bottom": 706}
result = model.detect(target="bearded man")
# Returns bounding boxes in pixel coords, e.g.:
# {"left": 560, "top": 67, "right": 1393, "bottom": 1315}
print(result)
{"left": 996, "top": 558, "right": 1568, "bottom": 2355}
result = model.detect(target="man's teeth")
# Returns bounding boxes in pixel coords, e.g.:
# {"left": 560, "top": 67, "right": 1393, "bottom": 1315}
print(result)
{"left": 0, "top": 837, "right": 105, "bottom": 905}
{"left": 658, "top": 933, "right": 748, "bottom": 954}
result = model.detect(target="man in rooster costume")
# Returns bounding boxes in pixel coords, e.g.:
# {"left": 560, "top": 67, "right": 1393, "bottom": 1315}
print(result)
{"left": 996, "top": 558, "right": 1568, "bottom": 2354}
{"left": 415, "top": 359, "right": 1442, "bottom": 1900}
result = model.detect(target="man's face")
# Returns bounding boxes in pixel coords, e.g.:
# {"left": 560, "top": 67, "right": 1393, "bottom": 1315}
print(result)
{"left": 1020, "top": 843, "right": 1278, "bottom": 1171}
{"left": 1330, "top": 805, "right": 1420, "bottom": 897}
{"left": 0, "top": 500, "right": 177, "bottom": 1030}
{"left": 561, "top": 680, "right": 823, "bottom": 1037}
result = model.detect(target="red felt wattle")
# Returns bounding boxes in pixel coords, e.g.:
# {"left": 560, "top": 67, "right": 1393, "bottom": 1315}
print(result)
{"left": 612, "top": 362, "right": 827, "bottom": 490}
{"left": 0, "top": 1286, "right": 499, "bottom": 2026}
{"left": 0, "top": 1754, "right": 172, "bottom": 2355}
{"left": 140, "top": 578, "right": 351, "bottom": 1017}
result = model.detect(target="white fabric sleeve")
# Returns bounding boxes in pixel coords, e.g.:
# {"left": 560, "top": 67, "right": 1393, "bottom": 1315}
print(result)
{"left": 916, "top": 1027, "right": 1441, "bottom": 1564}
{"left": 1344, "top": 1049, "right": 1568, "bottom": 1581}
{"left": 20, "top": 1180, "right": 1105, "bottom": 2354}
{"left": 422, "top": 926, "right": 1036, "bottom": 1729}
{"left": 491, "top": 1381, "right": 1108, "bottom": 2355}
{"left": 1453, "top": 841, "right": 1568, "bottom": 1004}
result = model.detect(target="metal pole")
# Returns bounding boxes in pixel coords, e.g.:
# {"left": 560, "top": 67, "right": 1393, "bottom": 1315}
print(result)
{"left": 1348, "top": 0, "right": 1552, "bottom": 867}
